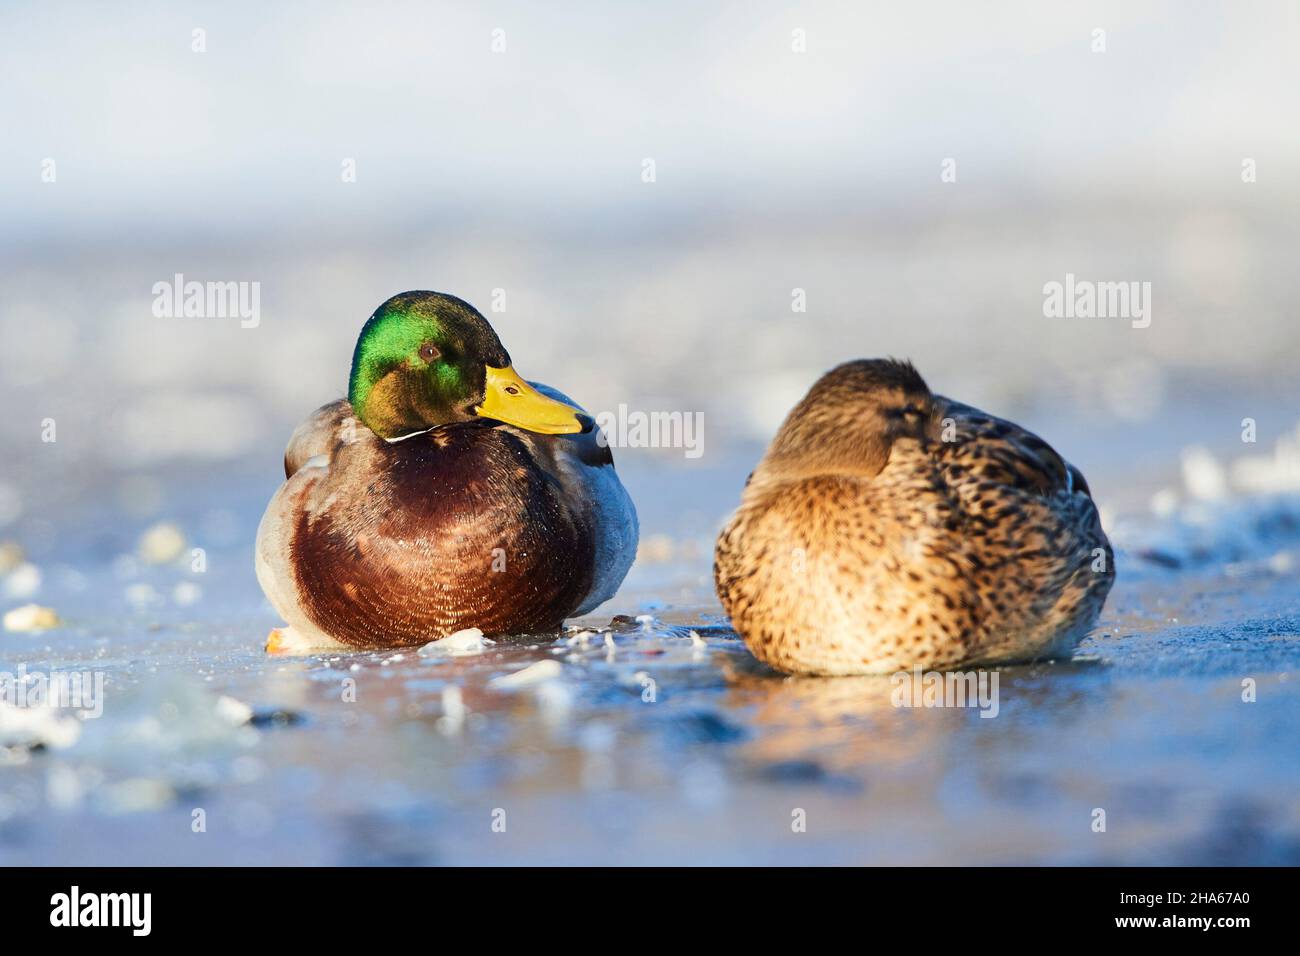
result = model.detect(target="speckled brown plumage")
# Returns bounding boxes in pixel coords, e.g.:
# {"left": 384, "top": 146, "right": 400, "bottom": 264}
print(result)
{"left": 714, "top": 359, "right": 1114, "bottom": 675}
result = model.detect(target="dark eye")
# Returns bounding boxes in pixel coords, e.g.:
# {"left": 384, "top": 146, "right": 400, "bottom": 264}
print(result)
{"left": 504, "top": 385, "right": 520, "bottom": 395}
{"left": 419, "top": 342, "right": 441, "bottom": 362}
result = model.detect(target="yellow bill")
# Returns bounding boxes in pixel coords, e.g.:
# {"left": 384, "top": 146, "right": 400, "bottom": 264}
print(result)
{"left": 477, "top": 365, "right": 583, "bottom": 434}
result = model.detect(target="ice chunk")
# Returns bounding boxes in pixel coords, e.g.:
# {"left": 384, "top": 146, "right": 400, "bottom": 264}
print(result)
{"left": 215, "top": 696, "right": 254, "bottom": 726}
{"left": 0, "top": 700, "right": 81, "bottom": 750}
{"left": 138, "top": 521, "right": 186, "bottom": 564}
{"left": 488, "top": 659, "right": 562, "bottom": 689}
{"left": 418, "top": 627, "right": 492, "bottom": 658}
{"left": 1181, "top": 446, "right": 1228, "bottom": 501}
{"left": 3, "top": 603, "right": 60, "bottom": 632}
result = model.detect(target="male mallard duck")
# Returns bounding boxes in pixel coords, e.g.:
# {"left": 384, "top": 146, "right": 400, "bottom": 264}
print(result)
{"left": 714, "top": 359, "right": 1113, "bottom": 675}
{"left": 255, "top": 291, "right": 638, "bottom": 651}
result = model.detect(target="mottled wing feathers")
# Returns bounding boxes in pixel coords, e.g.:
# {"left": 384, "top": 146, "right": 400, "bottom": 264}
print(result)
{"left": 932, "top": 397, "right": 1078, "bottom": 499}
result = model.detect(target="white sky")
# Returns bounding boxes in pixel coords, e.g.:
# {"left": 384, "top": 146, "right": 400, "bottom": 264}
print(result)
{"left": 2, "top": 1, "right": 1297, "bottom": 239}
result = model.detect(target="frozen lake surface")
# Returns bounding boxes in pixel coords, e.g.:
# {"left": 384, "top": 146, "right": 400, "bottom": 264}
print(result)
{"left": 3, "top": 429, "right": 1300, "bottom": 866}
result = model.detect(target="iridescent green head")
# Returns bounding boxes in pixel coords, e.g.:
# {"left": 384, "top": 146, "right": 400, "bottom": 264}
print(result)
{"left": 347, "top": 291, "right": 583, "bottom": 440}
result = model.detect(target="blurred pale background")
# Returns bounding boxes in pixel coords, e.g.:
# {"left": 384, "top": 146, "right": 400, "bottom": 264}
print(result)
{"left": 4, "top": 2, "right": 1300, "bottom": 869}
{"left": 2, "top": 0, "right": 1298, "bottom": 561}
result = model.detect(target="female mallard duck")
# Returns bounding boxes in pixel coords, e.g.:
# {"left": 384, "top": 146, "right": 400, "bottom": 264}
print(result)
{"left": 714, "top": 359, "right": 1113, "bottom": 675}
{"left": 255, "top": 291, "right": 638, "bottom": 652}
